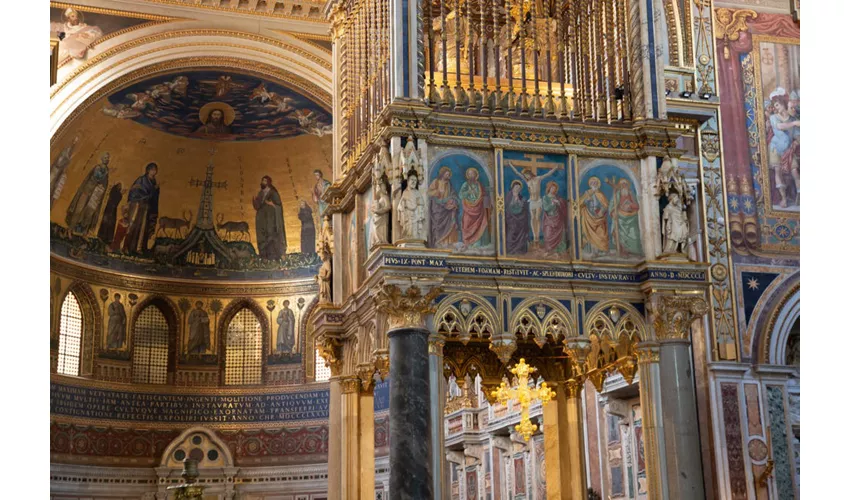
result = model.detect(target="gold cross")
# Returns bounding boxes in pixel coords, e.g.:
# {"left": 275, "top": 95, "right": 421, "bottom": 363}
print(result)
{"left": 491, "top": 358, "right": 556, "bottom": 441}
{"left": 508, "top": 154, "right": 562, "bottom": 176}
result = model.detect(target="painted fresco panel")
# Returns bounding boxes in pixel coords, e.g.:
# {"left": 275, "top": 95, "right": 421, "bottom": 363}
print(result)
{"left": 503, "top": 151, "right": 570, "bottom": 259}
{"left": 632, "top": 404, "right": 647, "bottom": 496}
{"left": 578, "top": 164, "right": 643, "bottom": 261}
{"left": 427, "top": 150, "right": 495, "bottom": 256}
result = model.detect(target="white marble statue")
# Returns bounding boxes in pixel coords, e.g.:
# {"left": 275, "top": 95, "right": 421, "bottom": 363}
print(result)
{"left": 396, "top": 171, "right": 426, "bottom": 242}
{"left": 662, "top": 192, "right": 690, "bottom": 254}
{"left": 370, "top": 180, "right": 391, "bottom": 249}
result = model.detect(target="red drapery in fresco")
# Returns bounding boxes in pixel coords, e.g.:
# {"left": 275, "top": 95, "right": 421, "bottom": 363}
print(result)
{"left": 716, "top": 12, "right": 799, "bottom": 253}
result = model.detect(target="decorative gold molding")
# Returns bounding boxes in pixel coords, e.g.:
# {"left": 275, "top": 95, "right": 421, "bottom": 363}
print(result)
{"left": 316, "top": 335, "right": 342, "bottom": 376}
{"left": 51, "top": 29, "right": 332, "bottom": 99}
{"left": 760, "top": 282, "right": 800, "bottom": 364}
{"left": 373, "top": 284, "right": 442, "bottom": 331}
{"left": 134, "top": 0, "right": 329, "bottom": 23}
{"left": 340, "top": 376, "right": 361, "bottom": 394}
{"left": 51, "top": 2, "right": 177, "bottom": 21}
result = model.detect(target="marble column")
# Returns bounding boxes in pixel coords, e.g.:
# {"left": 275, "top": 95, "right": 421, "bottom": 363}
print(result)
{"left": 389, "top": 327, "right": 433, "bottom": 498}
{"left": 429, "top": 336, "right": 448, "bottom": 499}
{"left": 659, "top": 338, "right": 706, "bottom": 498}
{"left": 636, "top": 342, "right": 670, "bottom": 499}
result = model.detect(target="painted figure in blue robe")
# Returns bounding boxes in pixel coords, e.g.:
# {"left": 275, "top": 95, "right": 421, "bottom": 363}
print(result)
{"left": 608, "top": 178, "right": 642, "bottom": 257}
{"left": 505, "top": 180, "right": 530, "bottom": 254}
{"left": 123, "top": 162, "right": 160, "bottom": 255}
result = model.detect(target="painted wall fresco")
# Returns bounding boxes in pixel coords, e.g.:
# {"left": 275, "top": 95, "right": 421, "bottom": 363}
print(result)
{"left": 716, "top": 9, "right": 800, "bottom": 255}
{"left": 427, "top": 151, "right": 495, "bottom": 256}
{"left": 50, "top": 70, "right": 333, "bottom": 280}
{"left": 503, "top": 152, "right": 570, "bottom": 259}
{"left": 50, "top": 5, "right": 157, "bottom": 68}
{"left": 578, "top": 164, "right": 644, "bottom": 261}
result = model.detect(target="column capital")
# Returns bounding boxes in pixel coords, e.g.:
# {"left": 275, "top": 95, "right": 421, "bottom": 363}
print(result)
{"left": 316, "top": 335, "right": 343, "bottom": 377}
{"left": 564, "top": 378, "right": 583, "bottom": 399}
{"left": 428, "top": 336, "right": 445, "bottom": 356}
{"left": 636, "top": 342, "right": 661, "bottom": 365}
{"left": 373, "top": 282, "right": 442, "bottom": 331}
{"left": 648, "top": 293, "right": 708, "bottom": 341}
{"left": 340, "top": 376, "right": 361, "bottom": 394}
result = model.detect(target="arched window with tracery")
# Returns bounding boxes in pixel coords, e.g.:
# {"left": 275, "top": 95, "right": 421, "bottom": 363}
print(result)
{"left": 225, "top": 308, "right": 263, "bottom": 385}
{"left": 57, "top": 292, "right": 83, "bottom": 376}
{"left": 315, "top": 348, "right": 331, "bottom": 382}
{"left": 133, "top": 305, "right": 169, "bottom": 384}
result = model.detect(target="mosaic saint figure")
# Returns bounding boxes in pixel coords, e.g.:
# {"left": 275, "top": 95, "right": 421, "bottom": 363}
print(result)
{"left": 123, "top": 162, "right": 160, "bottom": 255}
{"left": 110, "top": 206, "right": 130, "bottom": 253}
{"left": 50, "top": 136, "right": 79, "bottom": 208}
{"left": 187, "top": 301, "right": 210, "bottom": 354}
{"left": 66, "top": 153, "right": 110, "bottom": 235}
{"left": 427, "top": 166, "right": 460, "bottom": 247}
{"left": 252, "top": 175, "right": 287, "bottom": 260}
{"left": 397, "top": 171, "right": 426, "bottom": 241}
{"left": 312, "top": 170, "right": 331, "bottom": 230}
{"left": 97, "top": 183, "right": 123, "bottom": 244}
{"left": 542, "top": 182, "right": 569, "bottom": 255}
{"left": 106, "top": 293, "right": 126, "bottom": 349}
{"left": 193, "top": 103, "right": 234, "bottom": 137}
{"left": 298, "top": 201, "right": 316, "bottom": 254}
{"left": 609, "top": 178, "right": 643, "bottom": 257}
{"left": 276, "top": 300, "right": 296, "bottom": 353}
{"left": 579, "top": 176, "right": 609, "bottom": 257}
{"left": 505, "top": 180, "right": 530, "bottom": 254}
{"left": 459, "top": 168, "right": 491, "bottom": 248}
{"left": 50, "top": 8, "right": 103, "bottom": 60}
{"left": 767, "top": 88, "right": 801, "bottom": 208}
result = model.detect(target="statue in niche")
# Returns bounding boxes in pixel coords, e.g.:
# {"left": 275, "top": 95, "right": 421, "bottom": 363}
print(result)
{"left": 317, "top": 216, "right": 333, "bottom": 303}
{"left": 370, "top": 179, "right": 391, "bottom": 249}
{"left": 662, "top": 192, "right": 690, "bottom": 254}
{"left": 106, "top": 293, "right": 126, "bottom": 349}
{"left": 396, "top": 170, "right": 426, "bottom": 243}
{"left": 187, "top": 301, "right": 211, "bottom": 354}
{"left": 276, "top": 300, "right": 296, "bottom": 353}
{"left": 657, "top": 156, "right": 694, "bottom": 257}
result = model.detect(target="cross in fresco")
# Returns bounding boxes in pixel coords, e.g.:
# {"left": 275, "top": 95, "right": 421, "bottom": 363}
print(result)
{"left": 507, "top": 154, "right": 562, "bottom": 175}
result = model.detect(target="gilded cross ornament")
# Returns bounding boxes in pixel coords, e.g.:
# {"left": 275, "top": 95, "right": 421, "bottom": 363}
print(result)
{"left": 490, "top": 358, "right": 555, "bottom": 442}
{"left": 373, "top": 283, "right": 443, "bottom": 331}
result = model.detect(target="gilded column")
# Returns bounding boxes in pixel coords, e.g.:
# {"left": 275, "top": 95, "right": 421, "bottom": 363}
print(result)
{"left": 359, "top": 376, "right": 377, "bottom": 500}
{"left": 652, "top": 294, "right": 710, "bottom": 499}
{"left": 542, "top": 387, "right": 570, "bottom": 500}
{"left": 564, "top": 379, "right": 588, "bottom": 500}
{"left": 429, "top": 335, "right": 448, "bottom": 499}
{"left": 636, "top": 341, "right": 669, "bottom": 499}
{"left": 340, "top": 376, "right": 362, "bottom": 499}
{"left": 374, "top": 283, "right": 442, "bottom": 499}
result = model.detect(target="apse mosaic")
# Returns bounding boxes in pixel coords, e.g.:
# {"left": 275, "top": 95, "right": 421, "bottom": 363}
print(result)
{"left": 103, "top": 71, "right": 332, "bottom": 141}
{"left": 50, "top": 70, "right": 333, "bottom": 280}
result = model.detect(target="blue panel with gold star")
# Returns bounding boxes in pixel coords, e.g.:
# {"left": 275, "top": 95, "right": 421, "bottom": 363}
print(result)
{"left": 741, "top": 272, "right": 780, "bottom": 325}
